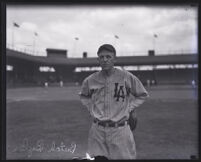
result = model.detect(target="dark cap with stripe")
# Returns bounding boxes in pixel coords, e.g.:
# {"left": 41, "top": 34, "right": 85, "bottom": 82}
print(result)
{"left": 97, "top": 44, "right": 116, "bottom": 56}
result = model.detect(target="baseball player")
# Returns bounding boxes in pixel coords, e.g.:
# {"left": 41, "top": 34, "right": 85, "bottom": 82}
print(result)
{"left": 79, "top": 44, "right": 149, "bottom": 159}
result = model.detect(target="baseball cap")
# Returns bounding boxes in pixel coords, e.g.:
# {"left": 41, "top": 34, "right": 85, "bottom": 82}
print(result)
{"left": 97, "top": 44, "right": 116, "bottom": 56}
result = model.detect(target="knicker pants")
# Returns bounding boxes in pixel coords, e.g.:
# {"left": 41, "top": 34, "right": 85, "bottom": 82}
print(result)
{"left": 87, "top": 122, "right": 136, "bottom": 159}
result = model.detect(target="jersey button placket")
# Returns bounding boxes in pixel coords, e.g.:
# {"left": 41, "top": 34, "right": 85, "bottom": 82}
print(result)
{"left": 105, "top": 78, "right": 110, "bottom": 118}
{"left": 103, "top": 78, "right": 107, "bottom": 118}
{"left": 107, "top": 78, "right": 111, "bottom": 118}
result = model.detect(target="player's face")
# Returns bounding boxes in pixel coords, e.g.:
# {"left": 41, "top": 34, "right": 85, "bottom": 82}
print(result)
{"left": 98, "top": 50, "right": 116, "bottom": 71}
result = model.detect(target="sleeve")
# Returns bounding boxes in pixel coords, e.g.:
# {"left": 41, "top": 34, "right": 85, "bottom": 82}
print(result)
{"left": 128, "top": 73, "right": 149, "bottom": 111}
{"left": 78, "top": 78, "right": 93, "bottom": 111}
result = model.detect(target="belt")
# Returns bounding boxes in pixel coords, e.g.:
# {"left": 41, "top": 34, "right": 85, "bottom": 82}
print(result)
{"left": 93, "top": 119, "right": 128, "bottom": 128}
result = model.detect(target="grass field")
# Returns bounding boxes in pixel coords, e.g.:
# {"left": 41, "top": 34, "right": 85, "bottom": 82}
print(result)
{"left": 6, "top": 85, "right": 198, "bottom": 159}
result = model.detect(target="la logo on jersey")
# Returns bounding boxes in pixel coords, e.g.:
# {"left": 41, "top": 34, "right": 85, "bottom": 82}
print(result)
{"left": 114, "top": 83, "right": 125, "bottom": 102}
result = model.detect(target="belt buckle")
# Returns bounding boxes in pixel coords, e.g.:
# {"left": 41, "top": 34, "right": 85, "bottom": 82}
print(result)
{"left": 105, "top": 123, "right": 109, "bottom": 127}
{"left": 114, "top": 123, "right": 118, "bottom": 128}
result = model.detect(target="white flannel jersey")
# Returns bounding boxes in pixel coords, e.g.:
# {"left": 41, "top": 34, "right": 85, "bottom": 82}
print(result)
{"left": 79, "top": 68, "right": 149, "bottom": 122}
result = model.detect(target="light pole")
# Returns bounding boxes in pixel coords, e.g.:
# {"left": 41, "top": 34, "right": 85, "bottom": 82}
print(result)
{"left": 152, "top": 34, "right": 158, "bottom": 85}
{"left": 153, "top": 34, "right": 158, "bottom": 53}
{"left": 12, "top": 22, "right": 20, "bottom": 48}
{"left": 74, "top": 37, "right": 79, "bottom": 57}
{"left": 33, "top": 32, "right": 38, "bottom": 55}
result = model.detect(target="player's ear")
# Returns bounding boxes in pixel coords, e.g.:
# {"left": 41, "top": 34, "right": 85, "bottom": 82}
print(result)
{"left": 113, "top": 55, "right": 116, "bottom": 63}
{"left": 97, "top": 57, "right": 100, "bottom": 62}
{"left": 114, "top": 56, "right": 116, "bottom": 62}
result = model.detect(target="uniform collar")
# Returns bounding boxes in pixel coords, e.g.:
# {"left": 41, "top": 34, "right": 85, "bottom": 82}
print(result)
{"left": 100, "top": 67, "right": 116, "bottom": 78}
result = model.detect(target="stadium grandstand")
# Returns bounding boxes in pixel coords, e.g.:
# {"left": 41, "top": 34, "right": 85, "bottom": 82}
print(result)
{"left": 6, "top": 45, "right": 198, "bottom": 88}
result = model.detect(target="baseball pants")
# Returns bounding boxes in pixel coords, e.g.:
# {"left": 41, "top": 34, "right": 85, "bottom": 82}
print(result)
{"left": 87, "top": 122, "right": 136, "bottom": 159}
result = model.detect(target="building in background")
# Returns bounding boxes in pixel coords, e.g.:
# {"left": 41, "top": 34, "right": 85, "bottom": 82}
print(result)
{"left": 6, "top": 47, "right": 198, "bottom": 88}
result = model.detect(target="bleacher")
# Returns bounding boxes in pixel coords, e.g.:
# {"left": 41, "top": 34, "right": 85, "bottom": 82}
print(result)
{"left": 6, "top": 47, "right": 198, "bottom": 88}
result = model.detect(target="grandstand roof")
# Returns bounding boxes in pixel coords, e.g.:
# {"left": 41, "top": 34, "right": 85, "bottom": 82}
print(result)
{"left": 6, "top": 48, "right": 198, "bottom": 67}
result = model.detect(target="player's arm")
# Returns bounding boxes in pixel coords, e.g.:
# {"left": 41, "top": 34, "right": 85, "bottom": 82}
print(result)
{"left": 129, "top": 73, "right": 149, "bottom": 110}
{"left": 79, "top": 78, "right": 92, "bottom": 111}
{"left": 128, "top": 108, "right": 138, "bottom": 131}
{"left": 127, "top": 73, "right": 149, "bottom": 131}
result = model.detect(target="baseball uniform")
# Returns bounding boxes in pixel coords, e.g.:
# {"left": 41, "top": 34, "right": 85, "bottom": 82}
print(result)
{"left": 79, "top": 67, "right": 149, "bottom": 159}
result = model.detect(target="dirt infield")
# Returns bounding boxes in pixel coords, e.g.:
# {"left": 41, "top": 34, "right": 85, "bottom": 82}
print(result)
{"left": 6, "top": 85, "right": 198, "bottom": 159}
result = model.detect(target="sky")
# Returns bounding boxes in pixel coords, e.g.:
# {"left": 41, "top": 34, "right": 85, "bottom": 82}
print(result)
{"left": 6, "top": 4, "right": 198, "bottom": 57}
